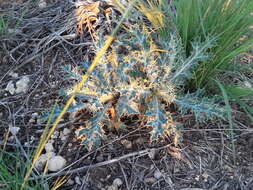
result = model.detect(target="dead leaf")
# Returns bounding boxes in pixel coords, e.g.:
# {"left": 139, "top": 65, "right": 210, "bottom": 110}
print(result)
{"left": 75, "top": 1, "right": 100, "bottom": 40}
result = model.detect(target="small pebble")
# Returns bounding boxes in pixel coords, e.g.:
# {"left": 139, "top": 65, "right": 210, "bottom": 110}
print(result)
{"left": 148, "top": 149, "right": 156, "bottom": 159}
{"left": 75, "top": 129, "right": 79, "bottom": 136}
{"left": 107, "top": 185, "right": 118, "bottom": 190}
{"left": 150, "top": 164, "right": 155, "bottom": 170}
{"left": 48, "top": 156, "right": 66, "bottom": 172}
{"left": 96, "top": 154, "right": 104, "bottom": 162}
{"left": 5, "top": 81, "right": 15, "bottom": 95}
{"left": 8, "top": 71, "right": 18, "bottom": 78}
{"left": 121, "top": 139, "right": 132, "bottom": 149}
{"left": 15, "top": 76, "right": 30, "bottom": 94}
{"left": 134, "top": 137, "right": 145, "bottom": 145}
{"left": 52, "top": 131, "right": 59, "bottom": 139}
{"left": 67, "top": 179, "right": 74, "bottom": 185}
{"left": 75, "top": 176, "right": 82, "bottom": 185}
{"left": 63, "top": 128, "right": 71, "bottom": 136}
{"left": 29, "top": 118, "right": 35, "bottom": 123}
{"left": 9, "top": 126, "right": 20, "bottom": 135}
{"left": 8, "top": 135, "right": 15, "bottom": 142}
{"left": 68, "top": 143, "right": 72, "bottom": 147}
{"left": 60, "top": 135, "right": 67, "bottom": 141}
{"left": 31, "top": 112, "right": 38, "bottom": 118}
{"left": 144, "top": 177, "right": 156, "bottom": 184}
{"left": 113, "top": 178, "right": 123, "bottom": 186}
{"left": 35, "top": 152, "right": 55, "bottom": 171}
{"left": 45, "top": 142, "right": 54, "bottom": 153}
{"left": 154, "top": 169, "right": 162, "bottom": 179}
{"left": 35, "top": 154, "right": 48, "bottom": 171}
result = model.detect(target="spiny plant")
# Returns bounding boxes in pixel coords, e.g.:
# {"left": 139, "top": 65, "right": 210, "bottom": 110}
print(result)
{"left": 51, "top": 23, "right": 224, "bottom": 150}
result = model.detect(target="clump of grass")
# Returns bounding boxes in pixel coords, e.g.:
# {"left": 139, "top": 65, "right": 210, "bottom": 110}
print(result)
{"left": 0, "top": 147, "right": 68, "bottom": 190}
{"left": 137, "top": 0, "right": 253, "bottom": 89}
{"left": 217, "top": 60, "right": 253, "bottom": 122}
{"left": 0, "top": 148, "right": 47, "bottom": 190}
{"left": 173, "top": 0, "right": 253, "bottom": 89}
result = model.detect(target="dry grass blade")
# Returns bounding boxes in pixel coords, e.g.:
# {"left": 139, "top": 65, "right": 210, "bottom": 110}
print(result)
{"left": 136, "top": 1, "right": 165, "bottom": 30}
{"left": 51, "top": 176, "right": 69, "bottom": 190}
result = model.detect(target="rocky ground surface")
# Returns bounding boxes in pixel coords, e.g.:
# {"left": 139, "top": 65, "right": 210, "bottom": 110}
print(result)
{"left": 0, "top": 0, "right": 253, "bottom": 189}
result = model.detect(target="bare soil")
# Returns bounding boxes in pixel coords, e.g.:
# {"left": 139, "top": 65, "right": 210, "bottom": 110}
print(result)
{"left": 0, "top": 1, "right": 253, "bottom": 190}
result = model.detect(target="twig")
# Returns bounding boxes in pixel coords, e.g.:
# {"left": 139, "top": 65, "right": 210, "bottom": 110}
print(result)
{"left": 30, "top": 148, "right": 153, "bottom": 180}
{"left": 119, "top": 162, "right": 130, "bottom": 190}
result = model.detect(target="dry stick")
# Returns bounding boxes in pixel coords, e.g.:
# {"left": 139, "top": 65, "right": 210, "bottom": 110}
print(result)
{"left": 22, "top": 1, "right": 137, "bottom": 188}
{"left": 46, "top": 125, "right": 147, "bottom": 182}
{"left": 31, "top": 144, "right": 170, "bottom": 180}
{"left": 30, "top": 148, "right": 154, "bottom": 180}
{"left": 119, "top": 162, "right": 130, "bottom": 190}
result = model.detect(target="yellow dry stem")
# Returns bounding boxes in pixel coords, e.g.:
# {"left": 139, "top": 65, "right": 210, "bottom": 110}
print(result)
{"left": 222, "top": 0, "right": 232, "bottom": 12}
{"left": 22, "top": 1, "right": 137, "bottom": 188}
{"left": 137, "top": 4, "right": 165, "bottom": 29}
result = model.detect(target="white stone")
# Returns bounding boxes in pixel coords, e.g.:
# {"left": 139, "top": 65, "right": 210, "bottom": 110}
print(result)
{"left": 35, "top": 154, "right": 48, "bottom": 170}
{"left": 29, "top": 118, "right": 35, "bottom": 123}
{"left": 154, "top": 170, "right": 162, "bottom": 179}
{"left": 144, "top": 177, "right": 156, "bottom": 184}
{"left": 63, "top": 128, "right": 71, "bottom": 136}
{"left": 60, "top": 135, "right": 67, "bottom": 141}
{"left": 48, "top": 156, "right": 66, "bottom": 172}
{"left": 68, "top": 143, "right": 72, "bottom": 147}
{"left": 34, "top": 152, "right": 55, "bottom": 171}
{"left": 121, "top": 139, "right": 132, "bottom": 149}
{"left": 45, "top": 142, "right": 54, "bottom": 153}
{"left": 8, "top": 71, "right": 18, "bottom": 78}
{"left": 74, "top": 176, "right": 82, "bottom": 185}
{"left": 52, "top": 131, "right": 59, "bottom": 139}
{"left": 107, "top": 185, "right": 118, "bottom": 190}
{"left": 113, "top": 178, "right": 123, "bottom": 186}
{"left": 5, "top": 81, "right": 15, "bottom": 95}
{"left": 8, "top": 135, "right": 15, "bottom": 142}
{"left": 30, "top": 136, "right": 35, "bottom": 142}
{"left": 31, "top": 112, "right": 38, "bottom": 118}
{"left": 15, "top": 76, "right": 30, "bottom": 94}
{"left": 7, "top": 28, "right": 15, "bottom": 33}
{"left": 148, "top": 149, "right": 156, "bottom": 159}
{"left": 67, "top": 179, "right": 74, "bottom": 185}
{"left": 75, "top": 129, "right": 79, "bottom": 136}
{"left": 9, "top": 126, "right": 20, "bottom": 135}
{"left": 244, "top": 81, "right": 252, "bottom": 88}
{"left": 38, "top": 0, "right": 47, "bottom": 8}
